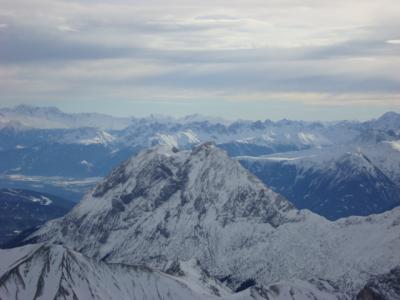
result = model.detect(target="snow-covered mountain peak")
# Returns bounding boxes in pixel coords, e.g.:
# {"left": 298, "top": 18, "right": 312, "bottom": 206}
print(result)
{"left": 378, "top": 111, "right": 400, "bottom": 123}
{"left": 366, "top": 111, "right": 400, "bottom": 132}
{"left": 29, "top": 143, "right": 298, "bottom": 266}
{"left": 85, "top": 142, "right": 295, "bottom": 223}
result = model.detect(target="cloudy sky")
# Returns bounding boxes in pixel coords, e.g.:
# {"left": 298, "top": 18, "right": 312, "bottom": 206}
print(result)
{"left": 0, "top": 0, "right": 399, "bottom": 120}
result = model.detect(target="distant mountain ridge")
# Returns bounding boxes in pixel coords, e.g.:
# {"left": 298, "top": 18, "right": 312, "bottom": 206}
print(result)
{"left": 1, "top": 105, "right": 399, "bottom": 152}
{"left": 0, "top": 104, "right": 132, "bottom": 130}
{"left": 2, "top": 105, "right": 399, "bottom": 151}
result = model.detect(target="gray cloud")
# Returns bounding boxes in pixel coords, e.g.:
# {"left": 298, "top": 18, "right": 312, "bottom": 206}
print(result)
{"left": 0, "top": 24, "right": 133, "bottom": 63}
{"left": 0, "top": 0, "right": 399, "bottom": 115}
{"left": 305, "top": 36, "right": 400, "bottom": 60}
{"left": 131, "top": 64, "right": 400, "bottom": 94}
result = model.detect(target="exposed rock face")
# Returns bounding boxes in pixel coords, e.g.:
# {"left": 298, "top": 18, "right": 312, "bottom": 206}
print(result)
{"left": 356, "top": 267, "right": 400, "bottom": 300}
{"left": 28, "top": 144, "right": 400, "bottom": 295}
{"left": 223, "top": 280, "right": 349, "bottom": 300}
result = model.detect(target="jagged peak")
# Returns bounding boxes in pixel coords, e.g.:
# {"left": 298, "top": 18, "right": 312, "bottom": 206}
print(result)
{"left": 108, "top": 142, "right": 224, "bottom": 176}
{"left": 91, "top": 141, "right": 270, "bottom": 203}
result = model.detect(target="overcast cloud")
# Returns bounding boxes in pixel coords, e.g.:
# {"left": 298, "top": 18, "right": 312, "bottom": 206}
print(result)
{"left": 0, "top": 0, "right": 399, "bottom": 120}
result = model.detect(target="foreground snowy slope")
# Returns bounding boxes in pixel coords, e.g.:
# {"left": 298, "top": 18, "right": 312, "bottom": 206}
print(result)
{"left": 0, "top": 243, "right": 363, "bottom": 300}
{"left": 28, "top": 144, "right": 400, "bottom": 296}
{"left": 0, "top": 244, "right": 224, "bottom": 300}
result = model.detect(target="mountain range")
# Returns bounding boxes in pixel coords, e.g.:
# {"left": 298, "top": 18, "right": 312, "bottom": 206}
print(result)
{"left": 10, "top": 143, "right": 397, "bottom": 299}
{"left": 1, "top": 105, "right": 400, "bottom": 220}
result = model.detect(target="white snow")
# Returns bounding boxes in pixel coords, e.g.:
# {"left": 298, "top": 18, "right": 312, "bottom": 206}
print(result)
{"left": 0, "top": 244, "right": 218, "bottom": 300}
{"left": 386, "top": 140, "right": 400, "bottom": 152}
{"left": 298, "top": 132, "right": 317, "bottom": 144}
{"left": 30, "top": 195, "right": 53, "bottom": 205}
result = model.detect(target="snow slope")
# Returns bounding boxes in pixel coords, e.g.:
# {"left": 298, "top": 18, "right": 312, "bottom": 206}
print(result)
{"left": 0, "top": 243, "right": 221, "bottom": 300}
{"left": 0, "top": 243, "right": 368, "bottom": 300}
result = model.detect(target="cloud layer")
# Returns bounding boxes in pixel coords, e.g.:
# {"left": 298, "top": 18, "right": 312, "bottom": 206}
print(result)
{"left": 0, "top": 0, "right": 399, "bottom": 119}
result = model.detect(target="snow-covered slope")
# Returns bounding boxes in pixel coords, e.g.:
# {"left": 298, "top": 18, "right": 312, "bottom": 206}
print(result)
{"left": 0, "top": 243, "right": 222, "bottom": 300}
{"left": 28, "top": 144, "right": 400, "bottom": 296}
{"left": 0, "top": 243, "right": 376, "bottom": 300}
